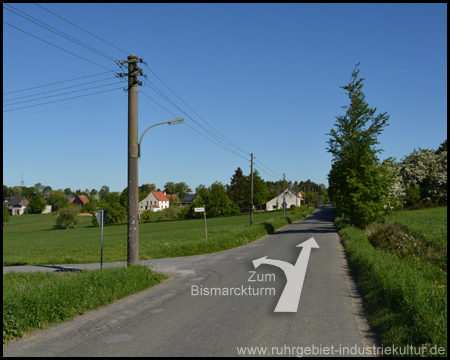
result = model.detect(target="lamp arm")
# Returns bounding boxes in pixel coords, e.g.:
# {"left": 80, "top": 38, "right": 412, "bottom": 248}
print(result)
{"left": 138, "top": 121, "right": 170, "bottom": 158}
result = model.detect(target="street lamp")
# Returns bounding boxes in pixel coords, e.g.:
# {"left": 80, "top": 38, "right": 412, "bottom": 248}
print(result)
{"left": 138, "top": 118, "right": 184, "bottom": 158}
{"left": 128, "top": 117, "right": 184, "bottom": 267}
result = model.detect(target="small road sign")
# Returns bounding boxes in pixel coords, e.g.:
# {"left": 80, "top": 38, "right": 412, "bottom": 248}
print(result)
{"left": 195, "top": 207, "right": 205, "bottom": 212}
{"left": 94, "top": 210, "right": 109, "bottom": 229}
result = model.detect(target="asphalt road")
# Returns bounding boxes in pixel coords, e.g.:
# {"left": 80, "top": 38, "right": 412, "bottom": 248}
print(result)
{"left": 3, "top": 206, "right": 377, "bottom": 357}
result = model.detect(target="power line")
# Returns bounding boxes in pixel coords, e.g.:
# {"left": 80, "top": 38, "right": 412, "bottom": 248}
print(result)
{"left": 3, "top": 70, "right": 117, "bottom": 95}
{"left": 254, "top": 157, "right": 282, "bottom": 178}
{"left": 3, "top": 87, "right": 122, "bottom": 112}
{"left": 3, "top": 94, "right": 125, "bottom": 120}
{"left": 4, "top": 82, "right": 121, "bottom": 107}
{"left": 34, "top": 3, "right": 130, "bottom": 55}
{"left": 140, "top": 90, "right": 178, "bottom": 119}
{"left": 4, "top": 4, "right": 118, "bottom": 62}
{"left": 3, "top": 21, "right": 112, "bottom": 71}
{"left": 143, "top": 78, "right": 249, "bottom": 159}
{"left": 183, "top": 122, "right": 249, "bottom": 161}
{"left": 3, "top": 34, "right": 92, "bottom": 74}
{"left": 4, "top": 77, "right": 115, "bottom": 102}
{"left": 143, "top": 62, "right": 249, "bottom": 156}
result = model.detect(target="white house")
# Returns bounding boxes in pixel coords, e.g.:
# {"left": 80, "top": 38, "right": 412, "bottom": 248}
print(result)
{"left": 139, "top": 191, "right": 170, "bottom": 212}
{"left": 265, "top": 188, "right": 301, "bottom": 211}
{"left": 4, "top": 196, "right": 29, "bottom": 215}
{"left": 42, "top": 204, "right": 52, "bottom": 214}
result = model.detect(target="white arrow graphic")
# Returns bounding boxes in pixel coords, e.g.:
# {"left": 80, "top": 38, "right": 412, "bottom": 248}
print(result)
{"left": 252, "top": 237, "right": 319, "bottom": 312}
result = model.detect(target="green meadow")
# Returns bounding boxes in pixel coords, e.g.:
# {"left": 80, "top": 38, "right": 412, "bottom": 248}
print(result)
{"left": 3, "top": 208, "right": 315, "bottom": 266}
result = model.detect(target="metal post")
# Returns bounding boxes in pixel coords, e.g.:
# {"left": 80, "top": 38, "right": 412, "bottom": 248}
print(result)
{"left": 283, "top": 173, "right": 286, "bottom": 218}
{"left": 100, "top": 220, "right": 104, "bottom": 271}
{"left": 203, "top": 204, "right": 207, "bottom": 242}
{"left": 127, "top": 54, "right": 139, "bottom": 266}
{"left": 250, "top": 153, "right": 253, "bottom": 226}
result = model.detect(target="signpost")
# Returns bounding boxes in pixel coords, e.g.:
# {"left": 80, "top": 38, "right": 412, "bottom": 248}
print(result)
{"left": 94, "top": 209, "right": 108, "bottom": 270}
{"left": 195, "top": 205, "right": 207, "bottom": 242}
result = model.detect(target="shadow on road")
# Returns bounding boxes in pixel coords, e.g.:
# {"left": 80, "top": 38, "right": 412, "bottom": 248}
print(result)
{"left": 35, "top": 265, "right": 82, "bottom": 273}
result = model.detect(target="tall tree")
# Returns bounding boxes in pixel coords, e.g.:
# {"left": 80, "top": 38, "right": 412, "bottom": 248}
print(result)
{"left": 245, "top": 170, "right": 269, "bottom": 207}
{"left": 98, "top": 185, "right": 110, "bottom": 199}
{"left": 227, "top": 167, "right": 248, "bottom": 206}
{"left": 326, "top": 63, "right": 394, "bottom": 227}
{"left": 139, "top": 183, "right": 156, "bottom": 196}
{"left": 34, "top": 183, "right": 44, "bottom": 195}
{"left": 164, "top": 182, "right": 176, "bottom": 194}
{"left": 208, "top": 181, "right": 231, "bottom": 217}
{"left": 22, "top": 187, "right": 37, "bottom": 200}
{"left": 8, "top": 186, "right": 22, "bottom": 197}
{"left": 174, "top": 182, "right": 192, "bottom": 203}
{"left": 47, "top": 190, "right": 68, "bottom": 212}
{"left": 436, "top": 139, "right": 447, "bottom": 154}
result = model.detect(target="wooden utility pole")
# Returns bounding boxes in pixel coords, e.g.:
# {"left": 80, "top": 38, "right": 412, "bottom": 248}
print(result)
{"left": 118, "top": 54, "right": 143, "bottom": 266}
{"left": 250, "top": 153, "right": 253, "bottom": 226}
{"left": 127, "top": 54, "right": 139, "bottom": 266}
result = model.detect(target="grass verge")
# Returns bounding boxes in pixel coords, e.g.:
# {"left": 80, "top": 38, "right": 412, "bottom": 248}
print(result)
{"left": 3, "top": 265, "right": 167, "bottom": 344}
{"left": 335, "top": 208, "right": 447, "bottom": 357}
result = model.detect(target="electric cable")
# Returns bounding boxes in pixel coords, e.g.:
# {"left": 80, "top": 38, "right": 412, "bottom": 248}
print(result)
{"left": 3, "top": 21, "right": 112, "bottom": 71}
{"left": 254, "top": 157, "right": 283, "bottom": 178}
{"left": 34, "top": 3, "right": 130, "bottom": 55}
{"left": 3, "top": 70, "right": 117, "bottom": 95}
{"left": 140, "top": 90, "right": 248, "bottom": 161}
{"left": 4, "top": 77, "right": 115, "bottom": 102}
{"left": 3, "top": 87, "right": 122, "bottom": 112}
{"left": 4, "top": 82, "right": 121, "bottom": 107}
{"left": 4, "top": 4, "right": 119, "bottom": 62}
{"left": 143, "top": 62, "right": 249, "bottom": 156}
{"left": 144, "top": 79, "right": 248, "bottom": 159}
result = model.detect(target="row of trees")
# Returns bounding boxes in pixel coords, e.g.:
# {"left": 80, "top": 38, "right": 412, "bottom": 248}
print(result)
{"left": 4, "top": 172, "right": 327, "bottom": 227}
{"left": 327, "top": 63, "right": 446, "bottom": 228}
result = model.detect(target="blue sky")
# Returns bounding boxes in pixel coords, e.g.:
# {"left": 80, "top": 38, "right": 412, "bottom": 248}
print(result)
{"left": 3, "top": 3, "right": 447, "bottom": 193}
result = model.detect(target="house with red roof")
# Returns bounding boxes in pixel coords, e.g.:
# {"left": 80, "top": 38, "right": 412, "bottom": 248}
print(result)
{"left": 139, "top": 191, "right": 170, "bottom": 212}
{"left": 73, "top": 195, "right": 90, "bottom": 207}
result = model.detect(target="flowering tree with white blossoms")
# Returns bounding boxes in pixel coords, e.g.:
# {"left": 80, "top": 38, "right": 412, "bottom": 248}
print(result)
{"left": 396, "top": 148, "right": 447, "bottom": 206}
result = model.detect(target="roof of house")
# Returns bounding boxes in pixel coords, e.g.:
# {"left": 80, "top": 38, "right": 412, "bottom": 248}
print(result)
{"left": 65, "top": 194, "right": 75, "bottom": 201}
{"left": 166, "top": 194, "right": 178, "bottom": 200}
{"left": 181, "top": 194, "right": 196, "bottom": 203}
{"left": 69, "top": 198, "right": 75, "bottom": 203}
{"left": 4, "top": 196, "right": 28, "bottom": 206}
{"left": 152, "top": 191, "right": 169, "bottom": 201}
{"left": 151, "top": 205, "right": 160, "bottom": 209}
{"left": 75, "top": 195, "right": 90, "bottom": 204}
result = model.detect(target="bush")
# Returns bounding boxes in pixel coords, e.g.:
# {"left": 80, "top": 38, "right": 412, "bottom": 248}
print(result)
{"left": 81, "top": 202, "right": 97, "bottom": 213}
{"left": 160, "top": 206, "right": 180, "bottom": 220}
{"left": 140, "top": 209, "right": 153, "bottom": 221}
{"left": 3, "top": 203, "right": 10, "bottom": 224}
{"left": 26, "top": 196, "right": 47, "bottom": 214}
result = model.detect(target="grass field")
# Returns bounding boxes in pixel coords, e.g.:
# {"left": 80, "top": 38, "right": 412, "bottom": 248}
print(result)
{"left": 335, "top": 206, "right": 447, "bottom": 357}
{"left": 3, "top": 265, "right": 167, "bottom": 343}
{"left": 381, "top": 207, "right": 447, "bottom": 250}
{"left": 3, "top": 208, "right": 314, "bottom": 266}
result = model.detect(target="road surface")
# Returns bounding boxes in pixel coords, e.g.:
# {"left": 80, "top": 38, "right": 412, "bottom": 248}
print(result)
{"left": 3, "top": 206, "right": 377, "bottom": 357}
